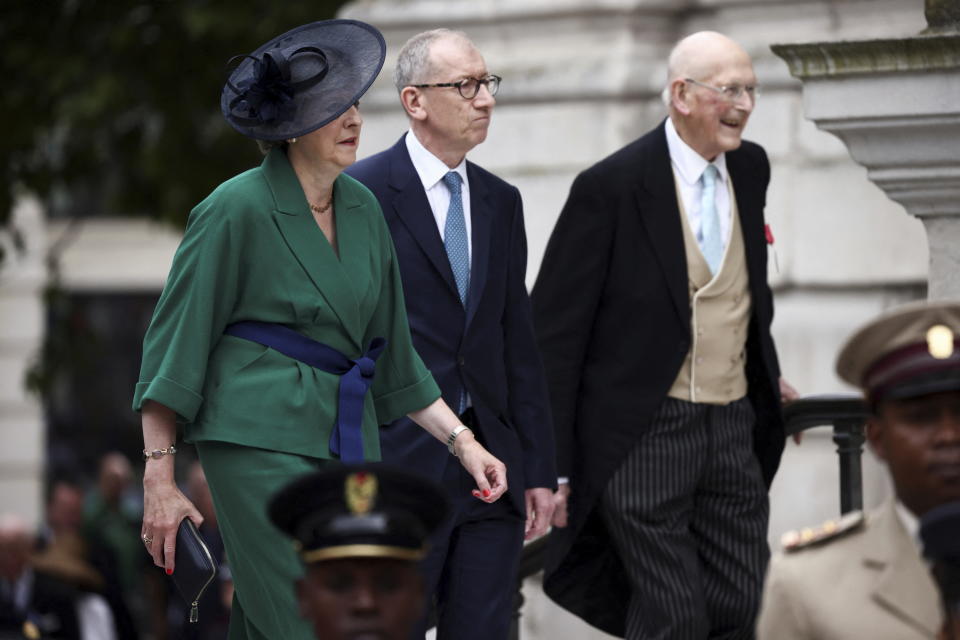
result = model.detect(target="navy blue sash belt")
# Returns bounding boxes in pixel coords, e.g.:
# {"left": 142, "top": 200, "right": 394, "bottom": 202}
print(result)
{"left": 223, "top": 321, "right": 386, "bottom": 463}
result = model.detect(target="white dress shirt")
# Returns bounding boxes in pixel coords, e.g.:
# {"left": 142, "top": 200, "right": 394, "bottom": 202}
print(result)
{"left": 404, "top": 130, "right": 473, "bottom": 259}
{"left": 404, "top": 130, "right": 474, "bottom": 412}
{"left": 664, "top": 117, "right": 732, "bottom": 256}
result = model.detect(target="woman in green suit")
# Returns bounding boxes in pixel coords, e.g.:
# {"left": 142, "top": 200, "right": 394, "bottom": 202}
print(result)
{"left": 133, "top": 20, "right": 507, "bottom": 639}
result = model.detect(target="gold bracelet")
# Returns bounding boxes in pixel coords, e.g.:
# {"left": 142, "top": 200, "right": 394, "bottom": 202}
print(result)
{"left": 143, "top": 444, "right": 177, "bottom": 461}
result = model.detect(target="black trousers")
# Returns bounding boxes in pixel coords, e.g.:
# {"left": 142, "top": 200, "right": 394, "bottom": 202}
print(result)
{"left": 411, "top": 409, "right": 525, "bottom": 640}
{"left": 599, "top": 396, "right": 770, "bottom": 640}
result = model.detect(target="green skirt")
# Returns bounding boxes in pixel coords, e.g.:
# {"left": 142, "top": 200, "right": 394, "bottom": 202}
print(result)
{"left": 196, "top": 440, "right": 328, "bottom": 640}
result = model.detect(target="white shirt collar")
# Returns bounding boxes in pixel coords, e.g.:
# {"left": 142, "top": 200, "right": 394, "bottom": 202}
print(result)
{"left": 405, "top": 130, "right": 468, "bottom": 190}
{"left": 894, "top": 500, "right": 922, "bottom": 552}
{"left": 665, "top": 116, "right": 728, "bottom": 187}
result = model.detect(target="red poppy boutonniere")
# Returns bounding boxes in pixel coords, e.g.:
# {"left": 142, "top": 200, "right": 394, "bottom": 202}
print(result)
{"left": 765, "top": 223, "right": 779, "bottom": 273}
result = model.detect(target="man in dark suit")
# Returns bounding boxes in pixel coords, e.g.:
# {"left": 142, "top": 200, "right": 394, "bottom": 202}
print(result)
{"left": 532, "top": 31, "right": 797, "bottom": 639}
{"left": 347, "top": 28, "right": 556, "bottom": 640}
{"left": 0, "top": 513, "right": 83, "bottom": 640}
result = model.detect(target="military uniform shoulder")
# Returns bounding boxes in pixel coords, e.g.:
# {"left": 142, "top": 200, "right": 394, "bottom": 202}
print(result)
{"left": 780, "top": 510, "right": 866, "bottom": 553}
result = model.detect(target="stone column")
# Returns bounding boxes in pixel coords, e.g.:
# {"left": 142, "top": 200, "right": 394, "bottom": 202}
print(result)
{"left": 772, "top": 7, "right": 960, "bottom": 299}
{"left": 0, "top": 197, "right": 47, "bottom": 526}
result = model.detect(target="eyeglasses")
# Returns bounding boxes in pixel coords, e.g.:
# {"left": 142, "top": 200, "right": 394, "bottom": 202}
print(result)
{"left": 410, "top": 74, "right": 501, "bottom": 99}
{"left": 684, "top": 78, "right": 758, "bottom": 103}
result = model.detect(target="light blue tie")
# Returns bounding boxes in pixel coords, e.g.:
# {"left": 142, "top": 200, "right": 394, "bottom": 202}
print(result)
{"left": 442, "top": 171, "right": 470, "bottom": 306}
{"left": 442, "top": 171, "right": 470, "bottom": 413}
{"left": 700, "top": 164, "right": 723, "bottom": 274}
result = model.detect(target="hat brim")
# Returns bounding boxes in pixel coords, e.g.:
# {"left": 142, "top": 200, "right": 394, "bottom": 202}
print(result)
{"left": 301, "top": 544, "right": 425, "bottom": 563}
{"left": 221, "top": 19, "right": 385, "bottom": 141}
{"left": 877, "top": 368, "right": 960, "bottom": 402}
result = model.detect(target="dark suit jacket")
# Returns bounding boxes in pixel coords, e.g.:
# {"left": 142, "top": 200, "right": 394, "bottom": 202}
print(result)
{"left": 531, "top": 120, "right": 784, "bottom": 635}
{"left": 347, "top": 135, "right": 557, "bottom": 514}
{"left": 0, "top": 570, "right": 82, "bottom": 639}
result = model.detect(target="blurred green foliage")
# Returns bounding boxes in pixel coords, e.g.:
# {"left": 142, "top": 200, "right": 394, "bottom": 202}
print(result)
{"left": 1, "top": 0, "right": 348, "bottom": 247}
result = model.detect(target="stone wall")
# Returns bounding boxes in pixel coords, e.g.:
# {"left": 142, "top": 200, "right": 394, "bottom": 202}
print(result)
{"left": 338, "top": 1, "right": 929, "bottom": 637}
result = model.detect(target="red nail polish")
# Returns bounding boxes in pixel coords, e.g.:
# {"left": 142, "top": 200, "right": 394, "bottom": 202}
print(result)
{"left": 166, "top": 568, "right": 173, "bottom": 575}
{"left": 482, "top": 489, "right": 491, "bottom": 498}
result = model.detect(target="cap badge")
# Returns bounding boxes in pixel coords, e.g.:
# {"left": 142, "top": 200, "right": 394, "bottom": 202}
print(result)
{"left": 23, "top": 621, "right": 41, "bottom": 640}
{"left": 927, "top": 324, "right": 954, "bottom": 360}
{"left": 345, "top": 471, "right": 378, "bottom": 515}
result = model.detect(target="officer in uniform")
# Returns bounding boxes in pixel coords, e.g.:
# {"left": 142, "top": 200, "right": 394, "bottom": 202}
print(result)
{"left": 757, "top": 300, "right": 960, "bottom": 639}
{"left": 268, "top": 464, "right": 450, "bottom": 640}
{"left": 0, "top": 513, "right": 91, "bottom": 640}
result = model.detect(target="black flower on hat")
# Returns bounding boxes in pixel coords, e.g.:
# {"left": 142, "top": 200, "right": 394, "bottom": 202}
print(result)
{"left": 221, "top": 20, "right": 386, "bottom": 142}
{"left": 231, "top": 57, "right": 289, "bottom": 125}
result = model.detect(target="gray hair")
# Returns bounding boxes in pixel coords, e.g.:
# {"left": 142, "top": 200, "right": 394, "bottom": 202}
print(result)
{"left": 393, "top": 28, "right": 472, "bottom": 92}
{"left": 256, "top": 139, "right": 289, "bottom": 155}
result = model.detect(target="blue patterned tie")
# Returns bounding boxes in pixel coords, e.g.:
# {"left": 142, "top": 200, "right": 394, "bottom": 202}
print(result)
{"left": 442, "top": 171, "right": 470, "bottom": 306}
{"left": 700, "top": 164, "right": 722, "bottom": 274}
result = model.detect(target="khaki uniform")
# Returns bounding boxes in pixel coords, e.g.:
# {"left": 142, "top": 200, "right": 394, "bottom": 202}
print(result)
{"left": 757, "top": 499, "right": 942, "bottom": 639}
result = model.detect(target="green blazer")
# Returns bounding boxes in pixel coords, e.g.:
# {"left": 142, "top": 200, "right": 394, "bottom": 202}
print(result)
{"left": 133, "top": 148, "right": 440, "bottom": 460}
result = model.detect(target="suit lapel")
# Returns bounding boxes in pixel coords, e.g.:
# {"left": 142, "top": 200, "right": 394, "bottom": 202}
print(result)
{"left": 263, "top": 149, "right": 362, "bottom": 347}
{"left": 725, "top": 149, "right": 763, "bottom": 286}
{"left": 864, "top": 500, "right": 941, "bottom": 636}
{"left": 635, "top": 122, "right": 689, "bottom": 329}
{"left": 465, "top": 162, "right": 491, "bottom": 328}
{"left": 386, "top": 140, "right": 460, "bottom": 299}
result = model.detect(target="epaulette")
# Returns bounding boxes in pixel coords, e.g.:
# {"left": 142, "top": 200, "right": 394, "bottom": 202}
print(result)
{"left": 781, "top": 511, "right": 865, "bottom": 553}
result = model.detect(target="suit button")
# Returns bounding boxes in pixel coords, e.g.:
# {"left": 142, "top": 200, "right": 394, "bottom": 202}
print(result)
{"left": 458, "top": 356, "right": 466, "bottom": 367}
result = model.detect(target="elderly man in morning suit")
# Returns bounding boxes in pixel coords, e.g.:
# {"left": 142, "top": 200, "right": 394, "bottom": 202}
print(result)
{"left": 347, "top": 29, "right": 556, "bottom": 640}
{"left": 533, "top": 31, "right": 798, "bottom": 638}
{"left": 757, "top": 300, "right": 960, "bottom": 639}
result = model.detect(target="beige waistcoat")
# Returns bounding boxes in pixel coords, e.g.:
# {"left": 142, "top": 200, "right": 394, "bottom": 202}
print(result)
{"left": 667, "top": 180, "right": 751, "bottom": 405}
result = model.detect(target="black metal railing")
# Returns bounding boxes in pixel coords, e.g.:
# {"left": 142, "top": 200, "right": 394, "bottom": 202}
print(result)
{"left": 782, "top": 394, "right": 869, "bottom": 513}
{"left": 504, "top": 393, "right": 870, "bottom": 638}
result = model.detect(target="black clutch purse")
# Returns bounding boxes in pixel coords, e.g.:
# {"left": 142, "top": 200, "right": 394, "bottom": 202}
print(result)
{"left": 171, "top": 518, "right": 219, "bottom": 623}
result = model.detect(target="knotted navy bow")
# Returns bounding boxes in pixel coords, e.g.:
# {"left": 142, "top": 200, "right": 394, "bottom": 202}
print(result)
{"left": 223, "top": 321, "right": 386, "bottom": 463}
{"left": 226, "top": 46, "right": 329, "bottom": 126}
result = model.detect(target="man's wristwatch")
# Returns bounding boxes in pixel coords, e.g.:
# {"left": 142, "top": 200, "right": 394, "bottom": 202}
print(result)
{"left": 446, "top": 425, "right": 472, "bottom": 457}
{"left": 143, "top": 444, "right": 177, "bottom": 461}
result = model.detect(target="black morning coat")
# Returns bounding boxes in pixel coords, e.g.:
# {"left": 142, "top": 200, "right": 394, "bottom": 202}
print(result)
{"left": 531, "top": 120, "right": 785, "bottom": 636}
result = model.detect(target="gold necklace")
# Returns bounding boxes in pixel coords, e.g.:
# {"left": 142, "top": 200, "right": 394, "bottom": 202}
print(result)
{"left": 310, "top": 198, "right": 333, "bottom": 214}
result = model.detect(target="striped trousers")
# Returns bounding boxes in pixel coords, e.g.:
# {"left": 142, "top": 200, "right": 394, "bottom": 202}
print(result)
{"left": 599, "top": 396, "right": 770, "bottom": 640}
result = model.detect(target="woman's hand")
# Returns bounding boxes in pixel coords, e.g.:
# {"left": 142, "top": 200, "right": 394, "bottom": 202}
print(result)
{"left": 140, "top": 399, "right": 202, "bottom": 575}
{"left": 453, "top": 430, "right": 508, "bottom": 503}
{"left": 141, "top": 476, "right": 203, "bottom": 575}
{"left": 407, "top": 398, "right": 508, "bottom": 501}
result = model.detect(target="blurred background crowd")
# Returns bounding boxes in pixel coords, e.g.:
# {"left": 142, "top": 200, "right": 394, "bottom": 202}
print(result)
{"left": 1, "top": 454, "right": 230, "bottom": 639}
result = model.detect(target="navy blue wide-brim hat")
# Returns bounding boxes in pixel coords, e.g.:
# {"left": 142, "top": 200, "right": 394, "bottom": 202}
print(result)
{"left": 268, "top": 463, "right": 450, "bottom": 563}
{"left": 221, "top": 19, "right": 386, "bottom": 142}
